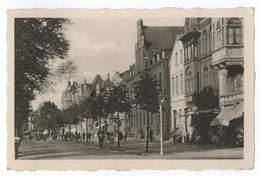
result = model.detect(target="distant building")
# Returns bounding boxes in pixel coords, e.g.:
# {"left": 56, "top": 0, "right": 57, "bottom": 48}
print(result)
{"left": 126, "top": 19, "right": 184, "bottom": 139}
{"left": 61, "top": 78, "right": 92, "bottom": 109}
{"left": 26, "top": 110, "right": 38, "bottom": 136}
{"left": 169, "top": 36, "right": 188, "bottom": 143}
{"left": 61, "top": 75, "right": 113, "bottom": 135}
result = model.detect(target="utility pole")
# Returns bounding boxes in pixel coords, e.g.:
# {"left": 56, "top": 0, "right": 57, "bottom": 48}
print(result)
{"left": 160, "top": 96, "right": 165, "bottom": 156}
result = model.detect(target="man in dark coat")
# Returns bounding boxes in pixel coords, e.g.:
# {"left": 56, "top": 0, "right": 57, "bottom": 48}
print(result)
{"left": 98, "top": 131, "right": 105, "bottom": 148}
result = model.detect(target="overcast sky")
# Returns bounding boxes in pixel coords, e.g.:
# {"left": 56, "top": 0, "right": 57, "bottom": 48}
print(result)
{"left": 31, "top": 17, "right": 184, "bottom": 109}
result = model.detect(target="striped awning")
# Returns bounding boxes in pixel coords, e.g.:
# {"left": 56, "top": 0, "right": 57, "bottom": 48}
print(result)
{"left": 210, "top": 102, "right": 244, "bottom": 126}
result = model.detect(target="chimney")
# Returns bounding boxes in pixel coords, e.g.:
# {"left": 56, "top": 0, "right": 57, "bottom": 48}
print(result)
{"left": 137, "top": 19, "right": 143, "bottom": 40}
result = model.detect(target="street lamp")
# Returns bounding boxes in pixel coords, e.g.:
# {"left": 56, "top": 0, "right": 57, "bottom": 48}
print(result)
{"left": 159, "top": 92, "right": 165, "bottom": 156}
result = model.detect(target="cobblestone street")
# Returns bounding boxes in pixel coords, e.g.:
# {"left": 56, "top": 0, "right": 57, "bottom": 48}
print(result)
{"left": 17, "top": 139, "right": 243, "bottom": 159}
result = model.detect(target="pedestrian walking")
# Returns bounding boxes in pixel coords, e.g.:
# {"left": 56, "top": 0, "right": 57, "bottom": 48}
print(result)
{"left": 82, "top": 132, "right": 85, "bottom": 141}
{"left": 98, "top": 130, "right": 105, "bottom": 148}
{"left": 124, "top": 130, "right": 127, "bottom": 141}
{"left": 118, "top": 131, "right": 123, "bottom": 141}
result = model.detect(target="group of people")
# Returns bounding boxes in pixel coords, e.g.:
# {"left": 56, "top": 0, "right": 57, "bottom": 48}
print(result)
{"left": 27, "top": 129, "right": 128, "bottom": 149}
{"left": 135, "top": 128, "right": 154, "bottom": 141}
{"left": 97, "top": 130, "right": 127, "bottom": 148}
{"left": 27, "top": 131, "right": 91, "bottom": 142}
{"left": 62, "top": 132, "right": 90, "bottom": 142}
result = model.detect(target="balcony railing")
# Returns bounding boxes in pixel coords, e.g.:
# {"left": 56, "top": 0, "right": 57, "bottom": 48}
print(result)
{"left": 212, "top": 45, "right": 243, "bottom": 67}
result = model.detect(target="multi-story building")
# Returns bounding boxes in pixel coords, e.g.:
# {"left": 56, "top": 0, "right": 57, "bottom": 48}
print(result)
{"left": 26, "top": 110, "right": 39, "bottom": 137}
{"left": 61, "top": 78, "right": 92, "bottom": 109}
{"left": 210, "top": 18, "right": 244, "bottom": 145}
{"left": 61, "top": 75, "right": 113, "bottom": 135}
{"left": 127, "top": 19, "right": 184, "bottom": 139}
{"left": 178, "top": 18, "right": 219, "bottom": 143}
{"left": 169, "top": 36, "right": 189, "bottom": 143}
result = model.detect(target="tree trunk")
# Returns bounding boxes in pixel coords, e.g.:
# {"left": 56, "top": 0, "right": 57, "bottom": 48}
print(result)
{"left": 99, "top": 117, "right": 101, "bottom": 132}
{"left": 117, "top": 111, "right": 120, "bottom": 148}
{"left": 69, "top": 125, "right": 71, "bottom": 141}
{"left": 86, "top": 117, "right": 89, "bottom": 143}
{"left": 173, "top": 115, "right": 176, "bottom": 146}
{"left": 62, "top": 125, "right": 65, "bottom": 141}
{"left": 146, "top": 111, "right": 149, "bottom": 152}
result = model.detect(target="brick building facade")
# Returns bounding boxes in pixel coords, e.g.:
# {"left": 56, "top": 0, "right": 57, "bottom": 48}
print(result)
{"left": 126, "top": 19, "right": 184, "bottom": 139}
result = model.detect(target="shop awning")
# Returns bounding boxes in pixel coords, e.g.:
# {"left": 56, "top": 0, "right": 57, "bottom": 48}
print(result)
{"left": 210, "top": 102, "right": 244, "bottom": 126}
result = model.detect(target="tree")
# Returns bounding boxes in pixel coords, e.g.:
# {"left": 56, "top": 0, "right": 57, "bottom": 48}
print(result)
{"left": 193, "top": 87, "right": 219, "bottom": 143}
{"left": 63, "top": 104, "right": 80, "bottom": 134}
{"left": 94, "top": 94, "right": 110, "bottom": 132}
{"left": 193, "top": 87, "right": 219, "bottom": 110}
{"left": 133, "top": 71, "right": 160, "bottom": 152}
{"left": 107, "top": 85, "right": 132, "bottom": 148}
{"left": 15, "top": 18, "right": 70, "bottom": 137}
{"left": 35, "top": 101, "right": 61, "bottom": 135}
{"left": 80, "top": 96, "right": 98, "bottom": 143}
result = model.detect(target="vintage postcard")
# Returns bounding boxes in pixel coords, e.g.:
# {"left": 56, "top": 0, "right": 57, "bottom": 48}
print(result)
{"left": 7, "top": 8, "right": 254, "bottom": 170}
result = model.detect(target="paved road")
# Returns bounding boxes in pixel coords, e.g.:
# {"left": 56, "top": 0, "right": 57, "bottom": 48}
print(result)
{"left": 17, "top": 139, "right": 243, "bottom": 160}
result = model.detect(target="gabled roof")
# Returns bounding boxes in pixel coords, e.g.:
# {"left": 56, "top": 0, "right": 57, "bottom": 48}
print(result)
{"left": 91, "top": 74, "right": 103, "bottom": 92}
{"left": 103, "top": 78, "right": 113, "bottom": 90}
{"left": 143, "top": 26, "right": 184, "bottom": 58}
{"left": 120, "top": 71, "right": 130, "bottom": 85}
{"left": 86, "top": 83, "right": 92, "bottom": 89}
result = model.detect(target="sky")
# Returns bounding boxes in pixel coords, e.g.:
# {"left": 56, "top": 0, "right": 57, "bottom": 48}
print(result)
{"left": 31, "top": 17, "right": 184, "bottom": 109}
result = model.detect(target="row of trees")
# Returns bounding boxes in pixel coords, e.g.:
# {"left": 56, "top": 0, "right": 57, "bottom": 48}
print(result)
{"left": 34, "top": 72, "right": 161, "bottom": 152}
{"left": 15, "top": 18, "right": 162, "bottom": 152}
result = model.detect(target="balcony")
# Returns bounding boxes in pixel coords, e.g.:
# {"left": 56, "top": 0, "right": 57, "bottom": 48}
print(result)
{"left": 212, "top": 45, "right": 243, "bottom": 68}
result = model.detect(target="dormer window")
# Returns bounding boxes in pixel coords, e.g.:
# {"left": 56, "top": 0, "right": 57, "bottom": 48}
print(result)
{"left": 157, "top": 53, "right": 161, "bottom": 60}
{"left": 162, "top": 50, "right": 165, "bottom": 58}
{"left": 153, "top": 55, "right": 157, "bottom": 63}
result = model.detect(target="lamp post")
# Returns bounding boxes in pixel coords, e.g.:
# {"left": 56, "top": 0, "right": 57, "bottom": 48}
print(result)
{"left": 159, "top": 93, "right": 165, "bottom": 156}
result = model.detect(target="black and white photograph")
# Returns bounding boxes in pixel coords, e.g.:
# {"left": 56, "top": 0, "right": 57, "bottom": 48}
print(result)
{"left": 7, "top": 9, "right": 254, "bottom": 170}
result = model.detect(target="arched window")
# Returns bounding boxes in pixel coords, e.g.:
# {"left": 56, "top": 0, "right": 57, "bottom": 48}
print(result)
{"left": 187, "top": 41, "right": 191, "bottom": 59}
{"left": 159, "top": 72, "right": 162, "bottom": 89}
{"left": 180, "top": 74, "right": 184, "bottom": 94}
{"left": 209, "top": 26, "right": 212, "bottom": 51}
{"left": 175, "top": 52, "right": 178, "bottom": 66}
{"left": 185, "top": 67, "right": 193, "bottom": 93}
{"left": 171, "top": 77, "right": 174, "bottom": 96}
{"left": 203, "top": 30, "right": 207, "bottom": 55}
{"left": 176, "top": 76, "right": 178, "bottom": 95}
{"left": 203, "top": 67, "right": 209, "bottom": 88}
{"left": 180, "top": 49, "right": 183, "bottom": 64}
{"left": 216, "top": 21, "right": 222, "bottom": 48}
{"left": 194, "top": 43, "right": 198, "bottom": 57}
{"left": 227, "top": 18, "right": 242, "bottom": 45}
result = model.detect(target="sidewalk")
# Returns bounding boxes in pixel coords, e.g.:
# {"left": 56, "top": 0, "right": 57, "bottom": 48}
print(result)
{"left": 90, "top": 138, "right": 244, "bottom": 159}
